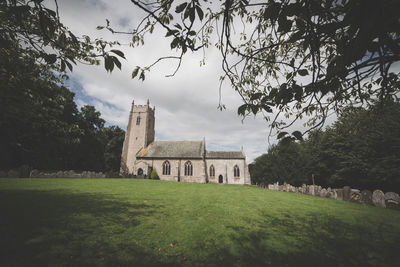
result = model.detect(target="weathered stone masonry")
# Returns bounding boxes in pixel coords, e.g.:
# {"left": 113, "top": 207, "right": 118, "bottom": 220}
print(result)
{"left": 121, "top": 100, "right": 251, "bottom": 185}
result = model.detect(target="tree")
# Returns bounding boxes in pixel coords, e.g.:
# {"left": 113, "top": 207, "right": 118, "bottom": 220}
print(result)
{"left": 100, "top": 0, "right": 400, "bottom": 137}
{"left": 0, "top": 0, "right": 125, "bottom": 73}
{"left": 103, "top": 126, "right": 125, "bottom": 172}
{"left": 250, "top": 101, "right": 400, "bottom": 191}
{"left": 0, "top": 40, "right": 82, "bottom": 170}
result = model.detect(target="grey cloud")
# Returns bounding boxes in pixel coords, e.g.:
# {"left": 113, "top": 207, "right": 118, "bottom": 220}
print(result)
{"left": 51, "top": 0, "right": 320, "bottom": 162}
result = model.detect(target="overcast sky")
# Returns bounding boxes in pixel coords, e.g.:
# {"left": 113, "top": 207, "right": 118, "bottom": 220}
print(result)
{"left": 52, "top": 0, "right": 317, "bottom": 162}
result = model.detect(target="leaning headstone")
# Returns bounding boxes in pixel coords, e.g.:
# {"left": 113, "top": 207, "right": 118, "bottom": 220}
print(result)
{"left": 350, "top": 191, "right": 361, "bottom": 203}
{"left": 343, "top": 186, "right": 351, "bottom": 201}
{"left": 372, "top": 190, "right": 386, "bottom": 208}
{"left": 384, "top": 192, "right": 400, "bottom": 210}
{"left": 360, "top": 190, "right": 373, "bottom": 205}
{"left": 336, "top": 189, "right": 344, "bottom": 200}
{"left": 29, "top": 169, "right": 40, "bottom": 178}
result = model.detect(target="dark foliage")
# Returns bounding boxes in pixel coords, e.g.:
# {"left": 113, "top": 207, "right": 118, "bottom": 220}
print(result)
{"left": 0, "top": 40, "right": 125, "bottom": 172}
{"left": 250, "top": 102, "right": 400, "bottom": 192}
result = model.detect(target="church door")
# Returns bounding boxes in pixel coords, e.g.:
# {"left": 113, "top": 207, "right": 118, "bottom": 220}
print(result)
{"left": 137, "top": 168, "right": 144, "bottom": 177}
{"left": 218, "top": 175, "right": 223, "bottom": 184}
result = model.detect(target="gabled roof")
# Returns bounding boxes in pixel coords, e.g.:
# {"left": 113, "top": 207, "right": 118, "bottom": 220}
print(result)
{"left": 137, "top": 141, "right": 203, "bottom": 159}
{"left": 206, "top": 150, "right": 245, "bottom": 159}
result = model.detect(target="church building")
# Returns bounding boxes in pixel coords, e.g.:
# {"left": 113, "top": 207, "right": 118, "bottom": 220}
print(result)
{"left": 121, "top": 100, "right": 251, "bottom": 185}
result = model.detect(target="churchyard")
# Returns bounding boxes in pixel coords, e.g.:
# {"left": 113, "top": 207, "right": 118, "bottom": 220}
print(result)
{"left": 0, "top": 178, "right": 399, "bottom": 266}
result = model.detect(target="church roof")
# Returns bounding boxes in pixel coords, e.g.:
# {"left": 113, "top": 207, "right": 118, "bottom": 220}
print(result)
{"left": 206, "top": 150, "right": 245, "bottom": 159}
{"left": 137, "top": 141, "right": 203, "bottom": 159}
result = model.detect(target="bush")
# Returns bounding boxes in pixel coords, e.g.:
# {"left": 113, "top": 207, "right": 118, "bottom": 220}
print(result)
{"left": 150, "top": 169, "right": 159, "bottom": 180}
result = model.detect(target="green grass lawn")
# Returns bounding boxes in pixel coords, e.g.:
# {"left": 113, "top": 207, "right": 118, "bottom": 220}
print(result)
{"left": 0, "top": 179, "right": 399, "bottom": 267}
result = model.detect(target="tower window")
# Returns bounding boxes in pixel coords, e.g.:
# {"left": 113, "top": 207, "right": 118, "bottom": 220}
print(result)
{"left": 162, "top": 161, "right": 171, "bottom": 175}
{"left": 209, "top": 165, "right": 215, "bottom": 177}
{"left": 136, "top": 116, "right": 141, "bottom": 125}
{"left": 184, "top": 161, "right": 193, "bottom": 176}
{"left": 234, "top": 165, "right": 240, "bottom": 177}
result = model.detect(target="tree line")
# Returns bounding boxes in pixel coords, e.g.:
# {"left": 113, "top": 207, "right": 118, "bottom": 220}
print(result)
{"left": 0, "top": 37, "right": 125, "bottom": 174}
{"left": 249, "top": 101, "right": 400, "bottom": 192}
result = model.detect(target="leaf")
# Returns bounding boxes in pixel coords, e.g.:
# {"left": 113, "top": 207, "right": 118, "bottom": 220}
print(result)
{"left": 292, "top": 131, "right": 303, "bottom": 141}
{"left": 65, "top": 60, "right": 73, "bottom": 71}
{"left": 44, "top": 8, "right": 57, "bottom": 18}
{"left": 104, "top": 56, "right": 113, "bottom": 72}
{"left": 61, "top": 60, "right": 66, "bottom": 72}
{"left": 263, "top": 3, "right": 280, "bottom": 21}
{"left": 96, "top": 26, "right": 104, "bottom": 30}
{"left": 277, "top": 132, "right": 288, "bottom": 139}
{"left": 131, "top": 67, "right": 140, "bottom": 79}
{"left": 298, "top": 69, "right": 309, "bottom": 76}
{"left": 170, "top": 38, "right": 179, "bottom": 49}
{"left": 196, "top": 6, "right": 204, "bottom": 21}
{"left": 278, "top": 17, "right": 292, "bottom": 33}
{"left": 139, "top": 71, "right": 145, "bottom": 81}
{"left": 189, "top": 7, "right": 196, "bottom": 23}
{"left": 251, "top": 105, "right": 259, "bottom": 115}
{"left": 45, "top": 54, "right": 57, "bottom": 64}
{"left": 188, "top": 31, "right": 196, "bottom": 36}
{"left": 293, "top": 84, "right": 303, "bottom": 101}
{"left": 175, "top": 3, "right": 187, "bottom": 13}
{"left": 110, "top": 49, "right": 125, "bottom": 59}
{"left": 112, "top": 56, "right": 121, "bottom": 70}
{"left": 250, "top": 92, "right": 263, "bottom": 101}
{"left": 238, "top": 104, "right": 248, "bottom": 116}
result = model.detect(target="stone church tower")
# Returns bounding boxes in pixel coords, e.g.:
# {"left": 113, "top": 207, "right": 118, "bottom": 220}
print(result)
{"left": 121, "top": 99, "right": 250, "bottom": 184}
{"left": 120, "top": 99, "right": 155, "bottom": 175}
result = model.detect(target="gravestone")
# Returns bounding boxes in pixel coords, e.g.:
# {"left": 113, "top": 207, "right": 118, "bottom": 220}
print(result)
{"left": 336, "top": 189, "right": 344, "bottom": 200}
{"left": 320, "top": 188, "right": 327, "bottom": 198}
{"left": 350, "top": 191, "right": 361, "bottom": 203}
{"left": 372, "top": 190, "right": 386, "bottom": 208}
{"left": 325, "top": 187, "right": 332, "bottom": 198}
{"left": 268, "top": 184, "right": 273, "bottom": 190}
{"left": 301, "top": 184, "right": 307, "bottom": 194}
{"left": 309, "top": 185, "right": 316, "bottom": 196}
{"left": 30, "top": 169, "right": 40, "bottom": 178}
{"left": 279, "top": 185, "right": 283, "bottom": 191}
{"left": 385, "top": 192, "right": 400, "bottom": 210}
{"left": 360, "top": 190, "right": 373, "bottom": 205}
{"left": 314, "top": 186, "right": 321, "bottom": 196}
{"left": 330, "top": 189, "right": 338, "bottom": 199}
{"left": 343, "top": 186, "right": 351, "bottom": 201}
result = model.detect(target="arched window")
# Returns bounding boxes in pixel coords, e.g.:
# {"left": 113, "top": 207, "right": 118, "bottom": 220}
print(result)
{"left": 162, "top": 161, "right": 171, "bottom": 175}
{"left": 234, "top": 165, "right": 240, "bottom": 177}
{"left": 136, "top": 116, "right": 141, "bottom": 125}
{"left": 209, "top": 165, "right": 215, "bottom": 177}
{"left": 184, "top": 161, "right": 193, "bottom": 176}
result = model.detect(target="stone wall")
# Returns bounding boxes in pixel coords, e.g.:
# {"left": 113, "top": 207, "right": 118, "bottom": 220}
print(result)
{"left": 29, "top": 170, "right": 107, "bottom": 178}
{"left": 264, "top": 182, "right": 400, "bottom": 210}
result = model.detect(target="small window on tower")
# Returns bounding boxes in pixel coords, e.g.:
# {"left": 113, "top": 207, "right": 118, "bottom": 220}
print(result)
{"left": 136, "top": 116, "right": 141, "bottom": 125}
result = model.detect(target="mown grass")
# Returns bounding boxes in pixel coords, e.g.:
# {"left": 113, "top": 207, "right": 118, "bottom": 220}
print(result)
{"left": 0, "top": 178, "right": 399, "bottom": 267}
